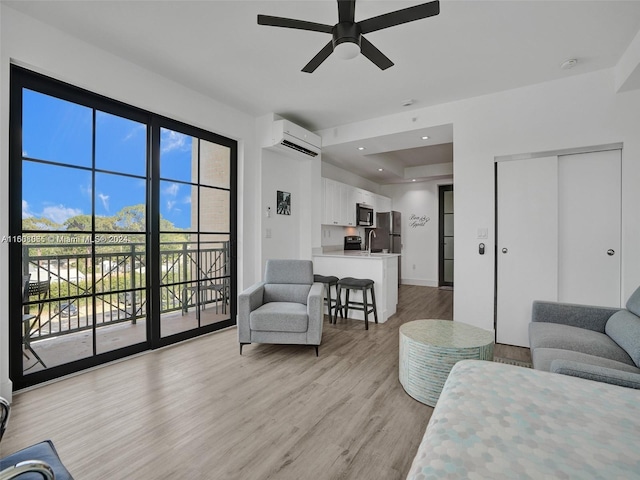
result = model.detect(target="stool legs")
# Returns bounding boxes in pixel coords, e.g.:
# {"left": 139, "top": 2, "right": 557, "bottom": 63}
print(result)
{"left": 334, "top": 284, "right": 377, "bottom": 329}
{"left": 370, "top": 286, "right": 378, "bottom": 325}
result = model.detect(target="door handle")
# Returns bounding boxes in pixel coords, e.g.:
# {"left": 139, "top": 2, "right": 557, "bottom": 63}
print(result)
{"left": 502, "top": 248, "right": 508, "bottom": 254}
{"left": 607, "top": 249, "right": 615, "bottom": 256}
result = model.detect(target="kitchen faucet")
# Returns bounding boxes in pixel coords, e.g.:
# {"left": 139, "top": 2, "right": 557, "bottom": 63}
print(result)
{"left": 367, "top": 229, "right": 376, "bottom": 256}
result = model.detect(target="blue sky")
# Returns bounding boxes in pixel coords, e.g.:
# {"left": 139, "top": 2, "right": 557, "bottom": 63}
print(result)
{"left": 22, "top": 89, "right": 194, "bottom": 229}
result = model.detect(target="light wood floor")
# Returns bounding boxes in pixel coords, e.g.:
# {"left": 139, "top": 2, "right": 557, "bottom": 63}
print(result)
{"left": 3, "top": 285, "right": 528, "bottom": 479}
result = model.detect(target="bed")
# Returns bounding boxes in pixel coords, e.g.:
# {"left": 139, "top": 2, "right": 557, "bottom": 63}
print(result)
{"left": 406, "top": 360, "right": 640, "bottom": 479}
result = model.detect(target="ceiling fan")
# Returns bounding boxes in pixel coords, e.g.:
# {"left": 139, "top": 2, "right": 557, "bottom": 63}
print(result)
{"left": 257, "top": 0, "right": 440, "bottom": 73}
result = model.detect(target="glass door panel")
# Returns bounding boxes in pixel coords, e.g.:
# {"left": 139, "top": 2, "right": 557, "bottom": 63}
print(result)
{"left": 11, "top": 66, "right": 235, "bottom": 389}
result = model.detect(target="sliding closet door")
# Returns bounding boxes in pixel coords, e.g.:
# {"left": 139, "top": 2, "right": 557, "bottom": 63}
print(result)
{"left": 496, "top": 156, "right": 558, "bottom": 347}
{"left": 558, "top": 150, "right": 621, "bottom": 307}
{"left": 496, "top": 149, "right": 622, "bottom": 347}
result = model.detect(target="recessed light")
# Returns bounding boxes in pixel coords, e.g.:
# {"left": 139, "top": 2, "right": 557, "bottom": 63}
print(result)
{"left": 412, "top": 179, "right": 416, "bottom": 182}
{"left": 560, "top": 58, "right": 578, "bottom": 70}
{"left": 358, "top": 147, "right": 366, "bottom": 151}
{"left": 378, "top": 168, "right": 383, "bottom": 172}
{"left": 421, "top": 136, "right": 429, "bottom": 140}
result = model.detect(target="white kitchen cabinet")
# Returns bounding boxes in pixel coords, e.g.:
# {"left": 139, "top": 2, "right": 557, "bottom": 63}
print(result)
{"left": 321, "top": 178, "right": 391, "bottom": 227}
{"left": 322, "top": 178, "right": 338, "bottom": 225}
{"left": 375, "top": 194, "right": 392, "bottom": 213}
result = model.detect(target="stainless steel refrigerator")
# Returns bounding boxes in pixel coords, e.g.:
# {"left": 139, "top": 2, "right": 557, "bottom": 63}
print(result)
{"left": 366, "top": 211, "right": 402, "bottom": 284}
{"left": 371, "top": 211, "right": 401, "bottom": 253}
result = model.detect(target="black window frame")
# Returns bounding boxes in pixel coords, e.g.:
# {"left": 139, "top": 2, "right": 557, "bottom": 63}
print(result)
{"left": 9, "top": 65, "right": 237, "bottom": 390}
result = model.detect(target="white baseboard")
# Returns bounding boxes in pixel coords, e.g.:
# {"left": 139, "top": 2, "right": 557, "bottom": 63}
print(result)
{"left": 400, "top": 278, "right": 438, "bottom": 287}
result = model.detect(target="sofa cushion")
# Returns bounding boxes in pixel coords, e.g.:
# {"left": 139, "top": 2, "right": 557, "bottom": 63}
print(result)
{"left": 625, "top": 285, "right": 640, "bottom": 317}
{"left": 250, "top": 302, "right": 308, "bottom": 333}
{"left": 606, "top": 310, "right": 640, "bottom": 368}
{"left": 532, "top": 347, "right": 640, "bottom": 373}
{"left": 263, "top": 284, "right": 310, "bottom": 304}
{"left": 529, "top": 322, "right": 634, "bottom": 365}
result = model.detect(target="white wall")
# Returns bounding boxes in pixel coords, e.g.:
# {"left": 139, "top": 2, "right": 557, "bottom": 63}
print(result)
{"left": 381, "top": 180, "right": 452, "bottom": 286}
{"left": 318, "top": 69, "right": 640, "bottom": 335}
{"left": 0, "top": 5, "right": 261, "bottom": 400}
{"left": 260, "top": 148, "right": 320, "bottom": 266}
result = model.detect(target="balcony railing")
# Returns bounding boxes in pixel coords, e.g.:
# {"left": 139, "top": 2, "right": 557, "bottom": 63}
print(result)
{"left": 22, "top": 240, "right": 230, "bottom": 341}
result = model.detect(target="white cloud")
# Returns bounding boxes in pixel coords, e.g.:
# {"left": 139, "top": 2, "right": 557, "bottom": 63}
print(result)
{"left": 182, "top": 195, "right": 191, "bottom": 204}
{"left": 22, "top": 200, "right": 33, "bottom": 219}
{"left": 80, "top": 183, "right": 92, "bottom": 197}
{"left": 22, "top": 150, "right": 28, "bottom": 157}
{"left": 167, "top": 200, "right": 176, "bottom": 211}
{"left": 98, "top": 193, "right": 110, "bottom": 211}
{"left": 164, "top": 183, "right": 179, "bottom": 197}
{"left": 161, "top": 129, "right": 191, "bottom": 154}
{"left": 124, "top": 124, "right": 145, "bottom": 141}
{"left": 42, "top": 205, "right": 83, "bottom": 224}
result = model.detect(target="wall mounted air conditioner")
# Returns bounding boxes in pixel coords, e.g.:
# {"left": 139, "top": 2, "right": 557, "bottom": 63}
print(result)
{"left": 269, "top": 119, "right": 321, "bottom": 158}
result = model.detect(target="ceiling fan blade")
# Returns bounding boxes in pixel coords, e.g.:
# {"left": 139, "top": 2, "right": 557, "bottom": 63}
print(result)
{"left": 338, "top": 0, "right": 356, "bottom": 23}
{"left": 360, "top": 37, "right": 394, "bottom": 70}
{"left": 359, "top": 1, "right": 440, "bottom": 34}
{"left": 302, "top": 41, "right": 335, "bottom": 73}
{"left": 258, "top": 15, "right": 333, "bottom": 34}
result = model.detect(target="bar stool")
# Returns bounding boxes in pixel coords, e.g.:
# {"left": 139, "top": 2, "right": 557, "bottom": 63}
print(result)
{"left": 335, "top": 277, "right": 378, "bottom": 330}
{"left": 314, "top": 274, "right": 339, "bottom": 323}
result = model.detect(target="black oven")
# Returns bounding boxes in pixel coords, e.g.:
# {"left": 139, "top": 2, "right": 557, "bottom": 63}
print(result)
{"left": 356, "top": 203, "right": 374, "bottom": 226}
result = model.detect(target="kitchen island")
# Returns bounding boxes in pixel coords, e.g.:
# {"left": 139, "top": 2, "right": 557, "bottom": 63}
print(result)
{"left": 312, "top": 251, "right": 399, "bottom": 324}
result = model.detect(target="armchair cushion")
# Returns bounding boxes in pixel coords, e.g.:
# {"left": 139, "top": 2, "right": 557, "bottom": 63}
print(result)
{"left": 0, "top": 440, "right": 73, "bottom": 480}
{"left": 263, "top": 284, "right": 311, "bottom": 304}
{"left": 605, "top": 310, "right": 640, "bottom": 368}
{"left": 264, "top": 259, "right": 314, "bottom": 284}
{"left": 250, "top": 302, "right": 309, "bottom": 333}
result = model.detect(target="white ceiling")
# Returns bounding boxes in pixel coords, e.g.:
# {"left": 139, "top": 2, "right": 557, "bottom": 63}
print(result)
{"left": 5, "top": 0, "right": 640, "bottom": 183}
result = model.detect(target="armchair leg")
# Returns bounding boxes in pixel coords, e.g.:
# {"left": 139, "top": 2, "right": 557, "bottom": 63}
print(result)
{"left": 240, "top": 343, "right": 250, "bottom": 355}
{"left": 314, "top": 345, "right": 319, "bottom": 357}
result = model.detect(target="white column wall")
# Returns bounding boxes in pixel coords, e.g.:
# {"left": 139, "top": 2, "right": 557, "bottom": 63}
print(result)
{"left": 319, "top": 69, "right": 640, "bottom": 334}
{"left": 0, "top": 6, "right": 260, "bottom": 400}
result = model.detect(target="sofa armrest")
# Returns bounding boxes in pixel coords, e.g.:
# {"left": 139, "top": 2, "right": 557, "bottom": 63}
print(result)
{"left": 237, "top": 282, "right": 265, "bottom": 343}
{"left": 550, "top": 359, "right": 640, "bottom": 389}
{"left": 531, "top": 301, "right": 619, "bottom": 333}
{"left": 306, "top": 282, "right": 324, "bottom": 346}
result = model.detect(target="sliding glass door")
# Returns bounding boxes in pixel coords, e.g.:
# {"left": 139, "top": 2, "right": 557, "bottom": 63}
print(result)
{"left": 9, "top": 66, "right": 236, "bottom": 389}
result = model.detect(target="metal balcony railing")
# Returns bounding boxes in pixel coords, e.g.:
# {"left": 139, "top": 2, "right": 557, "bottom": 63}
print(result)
{"left": 22, "top": 240, "right": 230, "bottom": 341}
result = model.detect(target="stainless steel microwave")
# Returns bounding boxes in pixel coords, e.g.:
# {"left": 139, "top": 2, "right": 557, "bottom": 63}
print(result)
{"left": 356, "top": 204, "right": 374, "bottom": 226}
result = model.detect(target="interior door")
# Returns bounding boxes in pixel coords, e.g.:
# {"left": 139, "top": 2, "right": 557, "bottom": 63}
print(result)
{"left": 558, "top": 150, "right": 621, "bottom": 307}
{"left": 496, "top": 156, "right": 559, "bottom": 347}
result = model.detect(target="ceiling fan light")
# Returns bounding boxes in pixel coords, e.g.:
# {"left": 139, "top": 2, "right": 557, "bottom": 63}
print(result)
{"left": 334, "top": 41, "right": 360, "bottom": 60}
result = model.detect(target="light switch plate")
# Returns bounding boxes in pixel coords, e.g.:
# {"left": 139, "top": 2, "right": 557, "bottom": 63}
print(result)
{"left": 477, "top": 228, "right": 488, "bottom": 239}
{"left": 265, "top": 228, "right": 272, "bottom": 239}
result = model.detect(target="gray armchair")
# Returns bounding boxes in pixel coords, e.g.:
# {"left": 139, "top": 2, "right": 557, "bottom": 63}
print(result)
{"left": 238, "top": 259, "right": 324, "bottom": 356}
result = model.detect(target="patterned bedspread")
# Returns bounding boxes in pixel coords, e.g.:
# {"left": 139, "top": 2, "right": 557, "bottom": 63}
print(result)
{"left": 406, "top": 360, "right": 640, "bottom": 479}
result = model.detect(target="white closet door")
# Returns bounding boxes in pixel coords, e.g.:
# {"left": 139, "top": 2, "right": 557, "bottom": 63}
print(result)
{"left": 496, "top": 156, "right": 558, "bottom": 347}
{"left": 558, "top": 150, "right": 621, "bottom": 307}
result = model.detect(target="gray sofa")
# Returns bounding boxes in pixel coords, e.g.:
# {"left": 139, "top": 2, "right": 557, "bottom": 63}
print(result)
{"left": 237, "top": 259, "right": 324, "bottom": 355}
{"left": 529, "top": 286, "right": 640, "bottom": 389}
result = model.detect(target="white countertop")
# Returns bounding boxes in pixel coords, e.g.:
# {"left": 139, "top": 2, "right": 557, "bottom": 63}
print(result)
{"left": 313, "top": 251, "right": 400, "bottom": 259}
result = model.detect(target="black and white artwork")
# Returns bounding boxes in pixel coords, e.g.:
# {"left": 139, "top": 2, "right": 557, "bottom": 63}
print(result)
{"left": 277, "top": 191, "right": 291, "bottom": 215}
